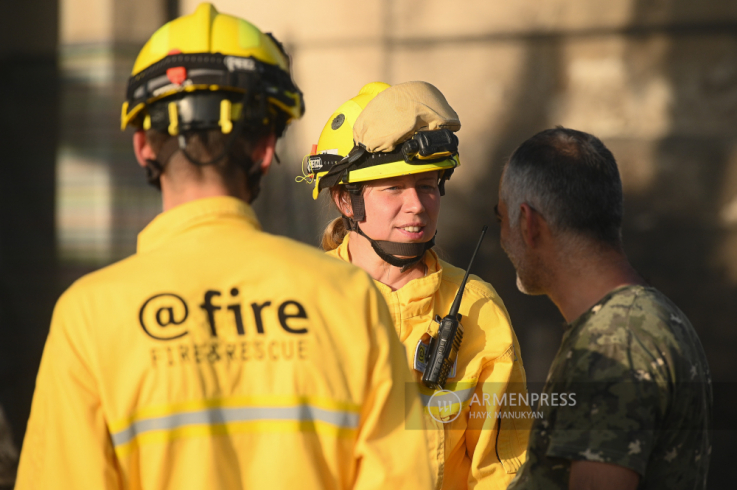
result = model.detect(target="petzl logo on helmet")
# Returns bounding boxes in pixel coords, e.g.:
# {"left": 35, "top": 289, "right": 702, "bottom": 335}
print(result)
{"left": 308, "top": 156, "right": 323, "bottom": 172}
{"left": 428, "top": 389, "right": 462, "bottom": 423}
{"left": 224, "top": 56, "right": 256, "bottom": 72}
{"left": 152, "top": 83, "right": 185, "bottom": 98}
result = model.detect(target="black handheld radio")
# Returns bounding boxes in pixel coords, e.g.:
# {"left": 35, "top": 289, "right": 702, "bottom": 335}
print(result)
{"left": 422, "top": 225, "right": 488, "bottom": 390}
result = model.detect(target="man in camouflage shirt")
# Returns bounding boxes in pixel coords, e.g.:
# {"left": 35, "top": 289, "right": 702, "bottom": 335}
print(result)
{"left": 495, "top": 127, "right": 711, "bottom": 489}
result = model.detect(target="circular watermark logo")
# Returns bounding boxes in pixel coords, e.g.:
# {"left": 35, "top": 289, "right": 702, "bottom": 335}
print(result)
{"left": 428, "top": 389, "right": 462, "bottom": 423}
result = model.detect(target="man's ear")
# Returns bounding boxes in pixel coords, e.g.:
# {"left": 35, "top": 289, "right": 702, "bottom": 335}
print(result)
{"left": 133, "top": 130, "right": 155, "bottom": 169}
{"left": 332, "top": 191, "right": 353, "bottom": 218}
{"left": 519, "top": 203, "right": 543, "bottom": 247}
{"left": 251, "top": 132, "right": 277, "bottom": 175}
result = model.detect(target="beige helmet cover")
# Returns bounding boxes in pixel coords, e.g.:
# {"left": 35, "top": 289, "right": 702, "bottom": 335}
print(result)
{"left": 352, "top": 81, "right": 461, "bottom": 152}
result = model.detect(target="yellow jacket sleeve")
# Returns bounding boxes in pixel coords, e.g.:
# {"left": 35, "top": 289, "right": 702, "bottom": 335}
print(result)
{"left": 465, "top": 349, "right": 531, "bottom": 490}
{"left": 16, "top": 289, "right": 122, "bottom": 489}
{"left": 353, "top": 284, "right": 434, "bottom": 490}
{"left": 464, "top": 303, "right": 531, "bottom": 490}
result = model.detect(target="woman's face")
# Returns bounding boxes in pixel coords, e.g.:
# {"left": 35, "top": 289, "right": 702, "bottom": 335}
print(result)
{"left": 356, "top": 171, "right": 441, "bottom": 244}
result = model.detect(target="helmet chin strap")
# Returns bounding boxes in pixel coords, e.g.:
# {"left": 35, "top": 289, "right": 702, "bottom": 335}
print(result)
{"left": 342, "top": 216, "right": 435, "bottom": 273}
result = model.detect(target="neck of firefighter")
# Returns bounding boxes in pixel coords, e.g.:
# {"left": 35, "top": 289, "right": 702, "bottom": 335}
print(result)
{"left": 133, "top": 130, "right": 275, "bottom": 211}
{"left": 159, "top": 158, "right": 253, "bottom": 211}
{"left": 347, "top": 229, "right": 427, "bottom": 292}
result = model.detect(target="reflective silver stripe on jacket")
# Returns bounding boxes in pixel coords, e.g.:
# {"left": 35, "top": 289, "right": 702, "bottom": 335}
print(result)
{"left": 111, "top": 405, "right": 360, "bottom": 447}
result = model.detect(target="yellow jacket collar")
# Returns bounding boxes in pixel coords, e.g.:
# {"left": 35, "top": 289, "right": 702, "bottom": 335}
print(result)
{"left": 137, "top": 196, "right": 261, "bottom": 253}
{"left": 333, "top": 233, "right": 443, "bottom": 319}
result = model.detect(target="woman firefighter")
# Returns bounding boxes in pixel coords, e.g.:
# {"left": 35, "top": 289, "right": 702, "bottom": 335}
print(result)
{"left": 299, "top": 81, "right": 533, "bottom": 489}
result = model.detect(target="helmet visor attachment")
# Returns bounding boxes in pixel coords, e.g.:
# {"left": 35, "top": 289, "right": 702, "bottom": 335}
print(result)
{"left": 312, "top": 128, "right": 459, "bottom": 192}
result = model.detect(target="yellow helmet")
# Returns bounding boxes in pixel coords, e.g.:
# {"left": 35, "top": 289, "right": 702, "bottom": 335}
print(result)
{"left": 300, "top": 81, "right": 461, "bottom": 270}
{"left": 121, "top": 2, "right": 303, "bottom": 136}
{"left": 300, "top": 81, "right": 460, "bottom": 199}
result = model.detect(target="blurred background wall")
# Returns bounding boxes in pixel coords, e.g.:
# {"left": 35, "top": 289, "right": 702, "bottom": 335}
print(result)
{"left": 0, "top": 1, "right": 58, "bottom": 486}
{"left": 1, "top": 0, "right": 736, "bottom": 486}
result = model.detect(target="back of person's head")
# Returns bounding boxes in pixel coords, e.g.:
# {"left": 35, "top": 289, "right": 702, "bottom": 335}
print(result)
{"left": 120, "top": 2, "right": 304, "bottom": 201}
{"left": 143, "top": 127, "right": 269, "bottom": 197}
{"left": 501, "top": 127, "right": 623, "bottom": 248}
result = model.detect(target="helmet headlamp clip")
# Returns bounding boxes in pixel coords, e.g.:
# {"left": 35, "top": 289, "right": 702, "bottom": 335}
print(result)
{"left": 401, "top": 129, "right": 458, "bottom": 163}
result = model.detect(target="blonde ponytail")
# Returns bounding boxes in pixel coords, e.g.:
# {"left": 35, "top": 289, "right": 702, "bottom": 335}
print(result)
{"left": 321, "top": 217, "right": 348, "bottom": 251}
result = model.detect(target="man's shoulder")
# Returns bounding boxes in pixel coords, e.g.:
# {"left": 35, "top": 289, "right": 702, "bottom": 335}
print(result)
{"left": 55, "top": 234, "right": 383, "bottom": 348}
{"left": 543, "top": 286, "right": 711, "bottom": 485}
{"left": 64, "top": 254, "right": 141, "bottom": 294}
{"left": 577, "top": 285, "right": 686, "bottom": 339}
{"left": 67, "top": 232, "right": 374, "bottom": 302}
{"left": 624, "top": 286, "right": 692, "bottom": 332}
{"left": 563, "top": 285, "right": 707, "bottom": 383}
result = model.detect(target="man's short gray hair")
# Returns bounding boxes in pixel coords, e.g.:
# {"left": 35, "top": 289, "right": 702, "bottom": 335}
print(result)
{"left": 500, "top": 127, "right": 623, "bottom": 247}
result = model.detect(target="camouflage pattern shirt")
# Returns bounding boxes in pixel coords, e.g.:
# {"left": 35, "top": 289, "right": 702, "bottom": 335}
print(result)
{"left": 509, "top": 285, "right": 712, "bottom": 489}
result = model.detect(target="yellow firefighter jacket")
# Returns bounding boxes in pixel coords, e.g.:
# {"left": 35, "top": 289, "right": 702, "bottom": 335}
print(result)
{"left": 329, "top": 235, "right": 532, "bottom": 490}
{"left": 17, "top": 196, "right": 433, "bottom": 490}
